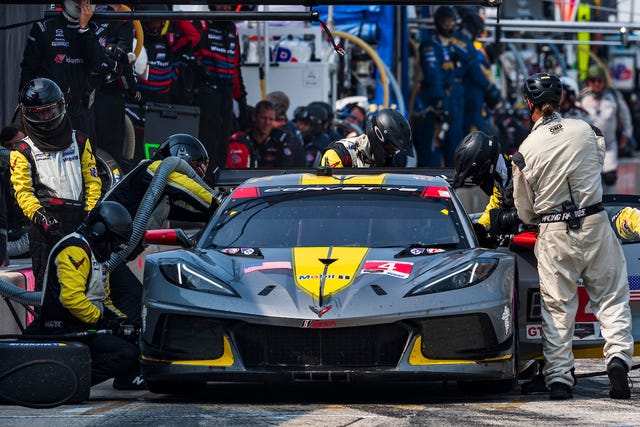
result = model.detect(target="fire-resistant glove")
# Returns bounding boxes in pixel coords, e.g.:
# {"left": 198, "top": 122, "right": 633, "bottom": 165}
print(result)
{"left": 33, "top": 207, "right": 61, "bottom": 235}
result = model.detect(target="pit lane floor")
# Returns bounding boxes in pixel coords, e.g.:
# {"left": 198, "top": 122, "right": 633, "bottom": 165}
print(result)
{"left": 1, "top": 358, "right": 639, "bottom": 426}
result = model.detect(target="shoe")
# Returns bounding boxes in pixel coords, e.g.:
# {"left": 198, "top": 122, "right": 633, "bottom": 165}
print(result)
{"left": 549, "top": 382, "right": 573, "bottom": 400}
{"left": 607, "top": 357, "right": 631, "bottom": 399}
{"left": 113, "top": 374, "right": 147, "bottom": 390}
{"left": 521, "top": 374, "right": 548, "bottom": 394}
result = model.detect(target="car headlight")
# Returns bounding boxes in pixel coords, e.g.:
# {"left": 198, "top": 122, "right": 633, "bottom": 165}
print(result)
{"left": 159, "top": 261, "right": 239, "bottom": 297}
{"left": 405, "top": 257, "right": 498, "bottom": 297}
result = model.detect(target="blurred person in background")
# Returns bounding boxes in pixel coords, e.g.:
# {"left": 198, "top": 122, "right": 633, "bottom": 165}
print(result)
{"left": 580, "top": 64, "right": 633, "bottom": 191}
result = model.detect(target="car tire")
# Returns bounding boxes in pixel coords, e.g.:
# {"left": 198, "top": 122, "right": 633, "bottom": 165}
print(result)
{"left": 95, "top": 148, "right": 123, "bottom": 194}
{"left": 146, "top": 380, "right": 206, "bottom": 395}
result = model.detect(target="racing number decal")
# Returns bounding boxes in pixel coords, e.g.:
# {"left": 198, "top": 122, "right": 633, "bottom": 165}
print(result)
{"left": 361, "top": 261, "right": 413, "bottom": 279}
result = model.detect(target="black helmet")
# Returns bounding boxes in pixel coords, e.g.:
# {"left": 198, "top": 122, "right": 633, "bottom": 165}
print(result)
{"left": 433, "top": 6, "right": 457, "bottom": 37}
{"left": 20, "top": 78, "right": 66, "bottom": 132}
{"left": 81, "top": 201, "right": 133, "bottom": 262}
{"left": 460, "top": 9, "right": 485, "bottom": 39}
{"left": 153, "top": 133, "right": 209, "bottom": 178}
{"left": 307, "top": 101, "right": 334, "bottom": 128}
{"left": 365, "top": 109, "right": 413, "bottom": 158}
{"left": 523, "top": 73, "right": 563, "bottom": 106}
{"left": 453, "top": 131, "right": 501, "bottom": 196}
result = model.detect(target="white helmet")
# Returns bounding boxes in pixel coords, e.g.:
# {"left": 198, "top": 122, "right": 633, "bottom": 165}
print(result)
{"left": 559, "top": 76, "right": 579, "bottom": 95}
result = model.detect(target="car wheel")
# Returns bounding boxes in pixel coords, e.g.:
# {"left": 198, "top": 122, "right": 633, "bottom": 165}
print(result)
{"left": 95, "top": 148, "right": 122, "bottom": 194}
{"left": 146, "top": 380, "right": 206, "bottom": 395}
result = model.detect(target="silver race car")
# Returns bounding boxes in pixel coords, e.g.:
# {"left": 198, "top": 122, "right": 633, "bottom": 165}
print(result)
{"left": 140, "top": 169, "right": 518, "bottom": 393}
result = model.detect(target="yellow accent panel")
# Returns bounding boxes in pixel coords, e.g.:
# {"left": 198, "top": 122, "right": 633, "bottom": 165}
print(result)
{"left": 141, "top": 336, "right": 234, "bottom": 366}
{"left": 408, "top": 336, "right": 512, "bottom": 365}
{"left": 293, "top": 247, "right": 368, "bottom": 300}
{"left": 300, "top": 174, "right": 387, "bottom": 185}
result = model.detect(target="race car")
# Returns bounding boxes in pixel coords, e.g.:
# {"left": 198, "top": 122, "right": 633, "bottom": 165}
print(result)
{"left": 139, "top": 169, "right": 519, "bottom": 393}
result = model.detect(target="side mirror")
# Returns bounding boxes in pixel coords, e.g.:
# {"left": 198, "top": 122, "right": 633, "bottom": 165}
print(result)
{"left": 144, "top": 229, "right": 193, "bottom": 248}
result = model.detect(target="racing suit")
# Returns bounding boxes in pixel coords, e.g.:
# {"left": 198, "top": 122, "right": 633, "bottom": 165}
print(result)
{"left": 10, "top": 132, "right": 101, "bottom": 291}
{"left": 102, "top": 158, "right": 221, "bottom": 321}
{"left": 319, "top": 134, "right": 376, "bottom": 168}
{"left": 20, "top": 14, "right": 109, "bottom": 142}
{"left": 512, "top": 112, "right": 633, "bottom": 387}
{"left": 226, "top": 129, "right": 300, "bottom": 169}
{"left": 418, "top": 31, "right": 468, "bottom": 167}
{"left": 93, "top": 5, "right": 136, "bottom": 166}
{"left": 29, "top": 232, "right": 139, "bottom": 386}
{"left": 581, "top": 88, "right": 633, "bottom": 187}
{"left": 193, "top": 20, "right": 248, "bottom": 175}
{"left": 137, "top": 20, "right": 201, "bottom": 103}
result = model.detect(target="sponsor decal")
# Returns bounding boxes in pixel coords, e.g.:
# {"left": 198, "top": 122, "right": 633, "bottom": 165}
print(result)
{"left": 89, "top": 167, "right": 98, "bottom": 178}
{"left": 243, "top": 261, "right": 291, "bottom": 273}
{"left": 51, "top": 41, "right": 69, "bottom": 47}
{"left": 408, "top": 247, "right": 445, "bottom": 256}
{"left": 241, "top": 248, "right": 255, "bottom": 255}
{"left": 361, "top": 261, "right": 413, "bottom": 279}
{"left": 55, "top": 54, "right": 66, "bottom": 63}
{"left": 298, "top": 274, "right": 351, "bottom": 281}
{"left": 526, "top": 322, "right": 602, "bottom": 340}
{"left": 301, "top": 319, "right": 336, "bottom": 328}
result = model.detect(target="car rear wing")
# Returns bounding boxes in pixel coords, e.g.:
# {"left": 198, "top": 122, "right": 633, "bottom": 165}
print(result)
{"left": 213, "top": 167, "right": 455, "bottom": 188}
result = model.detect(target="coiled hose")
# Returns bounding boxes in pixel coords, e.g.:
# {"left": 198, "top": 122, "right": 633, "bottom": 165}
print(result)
{"left": 106, "top": 156, "right": 218, "bottom": 272}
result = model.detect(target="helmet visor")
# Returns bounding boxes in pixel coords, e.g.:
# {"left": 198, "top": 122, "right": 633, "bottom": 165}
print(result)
{"left": 192, "top": 160, "right": 208, "bottom": 179}
{"left": 23, "top": 100, "right": 65, "bottom": 124}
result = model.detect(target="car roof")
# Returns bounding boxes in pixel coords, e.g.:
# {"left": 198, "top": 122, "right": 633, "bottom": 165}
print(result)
{"left": 236, "top": 171, "right": 451, "bottom": 190}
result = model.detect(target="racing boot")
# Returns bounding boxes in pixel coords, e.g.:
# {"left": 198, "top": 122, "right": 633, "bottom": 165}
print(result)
{"left": 549, "top": 382, "right": 573, "bottom": 400}
{"left": 607, "top": 357, "right": 631, "bottom": 399}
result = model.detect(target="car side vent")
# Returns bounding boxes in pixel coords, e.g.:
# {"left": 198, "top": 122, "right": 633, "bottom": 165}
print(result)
{"left": 259, "top": 285, "right": 276, "bottom": 296}
{"left": 370, "top": 285, "right": 387, "bottom": 295}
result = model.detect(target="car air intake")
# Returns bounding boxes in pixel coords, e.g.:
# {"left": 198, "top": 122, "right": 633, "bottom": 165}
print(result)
{"left": 420, "top": 313, "right": 500, "bottom": 360}
{"left": 149, "top": 314, "right": 224, "bottom": 360}
{"left": 234, "top": 323, "right": 409, "bottom": 368}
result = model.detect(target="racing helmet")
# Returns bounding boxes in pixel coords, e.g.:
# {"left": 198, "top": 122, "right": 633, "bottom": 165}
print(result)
{"left": 458, "top": 7, "right": 485, "bottom": 39}
{"left": 433, "top": 6, "right": 457, "bottom": 37}
{"left": 453, "top": 131, "right": 501, "bottom": 196}
{"left": 365, "top": 109, "right": 413, "bottom": 158}
{"left": 153, "top": 133, "right": 209, "bottom": 178}
{"left": 522, "top": 72, "right": 563, "bottom": 106}
{"left": 307, "top": 101, "right": 335, "bottom": 129}
{"left": 81, "top": 201, "right": 133, "bottom": 262}
{"left": 20, "top": 78, "right": 67, "bottom": 132}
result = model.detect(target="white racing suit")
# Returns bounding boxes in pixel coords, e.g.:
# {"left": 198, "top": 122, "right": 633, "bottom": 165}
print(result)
{"left": 512, "top": 112, "right": 633, "bottom": 387}
{"left": 319, "top": 134, "right": 376, "bottom": 168}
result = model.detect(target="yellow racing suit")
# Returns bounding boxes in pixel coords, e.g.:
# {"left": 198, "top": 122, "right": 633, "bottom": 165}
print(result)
{"left": 512, "top": 112, "right": 633, "bottom": 387}
{"left": 34, "top": 232, "right": 139, "bottom": 385}
{"left": 10, "top": 132, "right": 101, "bottom": 290}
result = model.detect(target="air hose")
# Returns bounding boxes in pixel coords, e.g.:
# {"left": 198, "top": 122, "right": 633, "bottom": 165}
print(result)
{"left": 106, "top": 156, "right": 219, "bottom": 271}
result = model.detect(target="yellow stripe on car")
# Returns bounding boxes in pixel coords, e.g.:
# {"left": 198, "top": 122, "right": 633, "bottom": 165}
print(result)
{"left": 293, "top": 247, "right": 368, "bottom": 300}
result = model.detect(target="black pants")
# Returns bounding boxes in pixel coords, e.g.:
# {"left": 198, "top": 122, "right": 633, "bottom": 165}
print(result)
{"left": 30, "top": 206, "right": 85, "bottom": 291}
{"left": 88, "top": 333, "right": 140, "bottom": 386}
{"left": 196, "top": 84, "right": 234, "bottom": 182}
{"left": 67, "top": 103, "right": 96, "bottom": 146}
{"left": 94, "top": 84, "right": 125, "bottom": 165}
{"left": 109, "top": 263, "right": 142, "bottom": 324}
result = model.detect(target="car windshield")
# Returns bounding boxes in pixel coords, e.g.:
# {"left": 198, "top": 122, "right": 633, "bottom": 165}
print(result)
{"left": 203, "top": 191, "right": 465, "bottom": 249}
